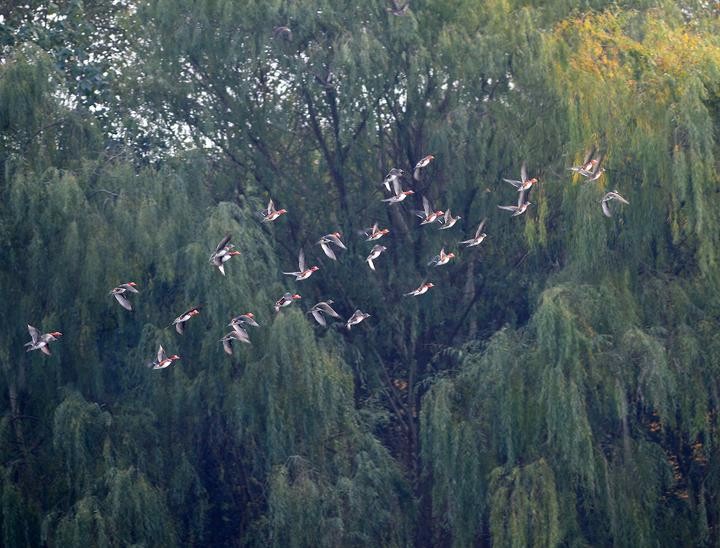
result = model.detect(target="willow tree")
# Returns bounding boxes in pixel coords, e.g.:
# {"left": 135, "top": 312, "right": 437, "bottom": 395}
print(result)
{"left": 422, "top": 5, "right": 720, "bottom": 547}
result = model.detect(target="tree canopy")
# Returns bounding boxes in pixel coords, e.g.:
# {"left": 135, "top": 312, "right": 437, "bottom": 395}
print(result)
{"left": 1, "top": 0, "right": 719, "bottom": 546}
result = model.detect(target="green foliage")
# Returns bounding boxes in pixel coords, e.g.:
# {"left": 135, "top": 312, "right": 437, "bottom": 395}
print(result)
{"left": 0, "top": 0, "right": 719, "bottom": 546}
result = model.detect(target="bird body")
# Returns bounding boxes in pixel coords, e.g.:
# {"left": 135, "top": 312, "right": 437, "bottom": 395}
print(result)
{"left": 283, "top": 249, "right": 319, "bottom": 280}
{"left": 259, "top": 199, "right": 287, "bottom": 222}
{"left": 147, "top": 345, "right": 180, "bottom": 369}
{"left": 439, "top": 209, "right": 461, "bottom": 229}
{"left": 413, "top": 154, "right": 435, "bottom": 180}
{"left": 25, "top": 325, "right": 62, "bottom": 355}
{"left": 171, "top": 307, "right": 201, "bottom": 335}
{"left": 503, "top": 162, "right": 538, "bottom": 192}
{"left": 210, "top": 235, "right": 241, "bottom": 275}
{"left": 383, "top": 168, "right": 405, "bottom": 192}
{"left": 275, "top": 292, "right": 301, "bottom": 312}
{"left": 346, "top": 310, "right": 370, "bottom": 330}
{"left": 414, "top": 195, "right": 444, "bottom": 225}
{"left": 601, "top": 190, "right": 629, "bottom": 217}
{"left": 404, "top": 282, "right": 435, "bottom": 297}
{"left": 363, "top": 223, "right": 390, "bottom": 241}
{"left": 460, "top": 220, "right": 487, "bottom": 247}
{"left": 366, "top": 245, "right": 387, "bottom": 271}
{"left": 428, "top": 248, "right": 455, "bottom": 267}
{"left": 110, "top": 282, "right": 139, "bottom": 310}
{"left": 317, "top": 232, "right": 346, "bottom": 260}
{"left": 307, "top": 300, "right": 342, "bottom": 326}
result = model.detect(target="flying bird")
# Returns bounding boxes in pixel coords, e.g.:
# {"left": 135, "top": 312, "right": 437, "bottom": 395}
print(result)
{"left": 413, "top": 154, "right": 435, "bottom": 181}
{"left": 307, "top": 300, "right": 343, "bottom": 327}
{"left": 498, "top": 187, "right": 532, "bottom": 217}
{"left": 346, "top": 310, "right": 371, "bottom": 330}
{"left": 366, "top": 244, "right": 387, "bottom": 271}
{"left": 25, "top": 325, "right": 62, "bottom": 356}
{"left": 283, "top": 249, "right": 319, "bottom": 280}
{"left": 220, "top": 330, "right": 250, "bottom": 355}
{"left": 230, "top": 312, "right": 260, "bottom": 328}
{"left": 110, "top": 282, "right": 139, "bottom": 311}
{"left": 414, "top": 195, "right": 444, "bottom": 225}
{"left": 274, "top": 292, "right": 301, "bottom": 312}
{"left": 503, "top": 162, "right": 538, "bottom": 192}
{"left": 428, "top": 248, "right": 456, "bottom": 267}
{"left": 569, "top": 148, "right": 605, "bottom": 181}
{"left": 209, "top": 234, "right": 241, "bottom": 276}
{"left": 361, "top": 222, "right": 390, "bottom": 241}
{"left": 404, "top": 281, "right": 435, "bottom": 297}
{"left": 439, "top": 209, "right": 461, "bottom": 230}
{"left": 601, "top": 190, "right": 629, "bottom": 217}
{"left": 382, "top": 168, "right": 405, "bottom": 192}
{"left": 170, "top": 307, "right": 201, "bottom": 335}
{"left": 382, "top": 177, "right": 415, "bottom": 204}
{"left": 147, "top": 345, "right": 180, "bottom": 369}
{"left": 259, "top": 199, "right": 287, "bottom": 222}
{"left": 459, "top": 219, "right": 487, "bottom": 247}
{"left": 317, "top": 232, "right": 346, "bottom": 260}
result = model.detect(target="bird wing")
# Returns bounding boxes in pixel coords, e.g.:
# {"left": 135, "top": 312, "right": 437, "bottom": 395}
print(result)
{"left": 157, "top": 345, "right": 166, "bottom": 363}
{"left": 40, "top": 344, "right": 52, "bottom": 356}
{"left": 503, "top": 178, "right": 523, "bottom": 188}
{"left": 601, "top": 199, "right": 612, "bottom": 217}
{"left": 27, "top": 325, "right": 40, "bottom": 344}
{"left": 320, "top": 241, "right": 337, "bottom": 260}
{"left": 120, "top": 283, "right": 140, "bottom": 294}
{"left": 582, "top": 146, "right": 596, "bottom": 167}
{"left": 222, "top": 337, "right": 233, "bottom": 355}
{"left": 517, "top": 188, "right": 528, "bottom": 208}
{"left": 175, "top": 321, "right": 185, "bottom": 335}
{"left": 614, "top": 192, "right": 629, "bottom": 205}
{"left": 329, "top": 234, "right": 346, "bottom": 249}
{"left": 498, "top": 205, "right": 518, "bottom": 212}
{"left": 311, "top": 310, "right": 327, "bottom": 326}
{"left": 422, "top": 195, "right": 432, "bottom": 216}
{"left": 392, "top": 177, "right": 403, "bottom": 196}
{"left": 521, "top": 161, "right": 528, "bottom": 184}
{"left": 267, "top": 199, "right": 275, "bottom": 215}
{"left": 475, "top": 219, "right": 487, "bottom": 238}
{"left": 114, "top": 292, "right": 133, "bottom": 311}
{"left": 318, "top": 302, "right": 342, "bottom": 318}
{"left": 298, "top": 249, "right": 306, "bottom": 271}
{"left": 367, "top": 257, "right": 376, "bottom": 271}
{"left": 215, "top": 234, "right": 231, "bottom": 253}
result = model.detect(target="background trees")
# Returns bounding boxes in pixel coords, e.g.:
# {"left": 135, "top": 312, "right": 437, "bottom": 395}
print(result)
{"left": 1, "top": 1, "right": 719, "bottom": 546}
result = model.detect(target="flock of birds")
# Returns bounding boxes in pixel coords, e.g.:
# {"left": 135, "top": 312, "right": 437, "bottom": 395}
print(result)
{"left": 24, "top": 144, "right": 628, "bottom": 368}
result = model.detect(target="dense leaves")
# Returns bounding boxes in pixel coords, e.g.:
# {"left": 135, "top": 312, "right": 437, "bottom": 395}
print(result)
{"left": 0, "top": 0, "right": 719, "bottom": 546}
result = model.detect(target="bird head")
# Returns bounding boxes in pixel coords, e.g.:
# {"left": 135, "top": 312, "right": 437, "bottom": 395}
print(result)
{"left": 404, "top": 190, "right": 415, "bottom": 196}
{"left": 51, "top": 332, "right": 63, "bottom": 338}
{"left": 426, "top": 283, "right": 435, "bottom": 288}
{"left": 229, "top": 250, "right": 241, "bottom": 256}
{"left": 529, "top": 178, "right": 538, "bottom": 184}
{"left": 310, "top": 266, "right": 320, "bottom": 272}
{"left": 292, "top": 294, "right": 302, "bottom": 300}
{"left": 333, "top": 231, "right": 342, "bottom": 238}
{"left": 190, "top": 309, "right": 201, "bottom": 316}
{"left": 169, "top": 355, "right": 181, "bottom": 361}
{"left": 277, "top": 209, "right": 287, "bottom": 215}
{"left": 128, "top": 282, "right": 138, "bottom": 287}
{"left": 245, "top": 312, "right": 255, "bottom": 318}
{"left": 380, "top": 228, "right": 390, "bottom": 235}
{"left": 447, "top": 253, "right": 456, "bottom": 259}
